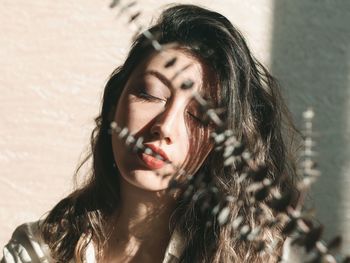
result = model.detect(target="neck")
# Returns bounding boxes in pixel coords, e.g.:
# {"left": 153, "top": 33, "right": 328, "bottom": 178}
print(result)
{"left": 102, "top": 177, "right": 177, "bottom": 262}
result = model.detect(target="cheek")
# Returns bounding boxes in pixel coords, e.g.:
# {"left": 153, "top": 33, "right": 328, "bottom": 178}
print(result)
{"left": 176, "top": 122, "right": 191, "bottom": 164}
{"left": 181, "top": 144, "right": 191, "bottom": 167}
{"left": 127, "top": 102, "right": 160, "bottom": 131}
{"left": 114, "top": 92, "right": 128, "bottom": 127}
{"left": 117, "top": 95, "right": 165, "bottom": 133}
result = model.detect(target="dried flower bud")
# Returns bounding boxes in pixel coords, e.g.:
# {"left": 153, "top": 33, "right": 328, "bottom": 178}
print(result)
{"left": 164, "top": 57, "right": 177, "bottom": 68}
{"left": 282, "top": 219, "right": 297, "bottom": 235}
{"left": 304, "top": 225, "right": 324, "bottom": 252}
{"left": 180, "top": 79, "right": 194, "bottom": 90}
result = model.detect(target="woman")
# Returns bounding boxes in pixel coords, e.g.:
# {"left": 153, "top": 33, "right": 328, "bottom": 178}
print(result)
{"left": 1, "top": 4, "right": 300, "bottom": 263}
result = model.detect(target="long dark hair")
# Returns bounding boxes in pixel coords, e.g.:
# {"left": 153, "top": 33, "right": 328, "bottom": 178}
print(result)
{"left": 41, "top": 4, "right": 299, "bottom": 262}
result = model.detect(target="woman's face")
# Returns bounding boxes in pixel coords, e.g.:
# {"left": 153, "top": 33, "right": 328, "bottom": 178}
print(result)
{"left": 112, "top": 48, "right": 211, "bottom": 191}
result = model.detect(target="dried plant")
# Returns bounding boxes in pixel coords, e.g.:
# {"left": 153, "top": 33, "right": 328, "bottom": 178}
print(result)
{"left": 107, "top": 1, "right": 350, "bottom": 262}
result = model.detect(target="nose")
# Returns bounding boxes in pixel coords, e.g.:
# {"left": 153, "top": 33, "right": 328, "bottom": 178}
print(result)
{"left": 150, "top": 101, "right": 182, "bottom": 145}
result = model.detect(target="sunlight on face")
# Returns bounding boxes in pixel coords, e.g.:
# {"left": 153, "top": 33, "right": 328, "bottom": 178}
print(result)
{"left": 112, "top": 48, "right": 210, "bottom": 191}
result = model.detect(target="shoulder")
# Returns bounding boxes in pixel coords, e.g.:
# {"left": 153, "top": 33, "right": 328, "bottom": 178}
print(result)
{"left": 163, "top": 228, "right": 185, "bottom": 263}
{"left": 1, "top": 221, "right": 52, "bottom": 263}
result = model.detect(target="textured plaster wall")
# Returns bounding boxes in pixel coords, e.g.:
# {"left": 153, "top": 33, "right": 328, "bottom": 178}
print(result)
{"left": 0, "top": 0, "right": 349, "bottom": 254}
{"left": 271, "top": 0, "right": 350, "bottom": 253}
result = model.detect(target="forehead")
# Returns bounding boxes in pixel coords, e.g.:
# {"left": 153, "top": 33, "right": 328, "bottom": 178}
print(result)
{"left": 133, "top": 48, "right": 208, "bottom": 94}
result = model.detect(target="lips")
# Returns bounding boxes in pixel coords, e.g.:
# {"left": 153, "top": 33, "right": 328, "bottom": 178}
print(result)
{"left": 137, "top": 143, "right": 170, "bottom": 170}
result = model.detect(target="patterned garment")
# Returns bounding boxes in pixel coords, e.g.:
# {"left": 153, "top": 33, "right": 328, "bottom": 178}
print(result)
{"left": 1, "top": 221, "right": 184, "bottom": 263}
{"left": 1, "top": 221, "right": 304, "bottom": 263}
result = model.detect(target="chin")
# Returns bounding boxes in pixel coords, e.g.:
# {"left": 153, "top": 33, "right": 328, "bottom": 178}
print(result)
{"left": 122, "top": 170, "right": 173, "bottom": 192}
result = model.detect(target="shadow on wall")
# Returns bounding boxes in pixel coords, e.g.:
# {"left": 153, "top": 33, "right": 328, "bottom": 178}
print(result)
{"left": 271, "top": 0, "right": 350, "bottom": 252}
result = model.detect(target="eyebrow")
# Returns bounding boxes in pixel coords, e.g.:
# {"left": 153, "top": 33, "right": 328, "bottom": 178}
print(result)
{"left": 143, "top": 70, "right": 173, "bottom": 89}
{"left": 171, "top": 63, "right": 193, "bottom": 81}
{"left": 142, "top": 70, "right": 211, "bottom": 102}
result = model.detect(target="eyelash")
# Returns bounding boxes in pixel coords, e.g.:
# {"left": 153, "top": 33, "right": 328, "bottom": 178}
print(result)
{"left": 188, "top": 110, "right": 210, "bottom": 127}
{"left": 137, "top": 88, "right": 205, "bottom": 126}
{"left": 137, "top": 88, "right": 164, "bottom": 102}
{"left": 187, "top": 111, "right": 203, "bottom": 123}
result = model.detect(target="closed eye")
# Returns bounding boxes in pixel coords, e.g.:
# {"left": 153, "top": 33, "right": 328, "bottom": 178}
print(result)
{"left": 187, "top": 111, "right": 203, "bottom": 123}
{"left": 137, "top": 88, "right": 166, "bottom": 103}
